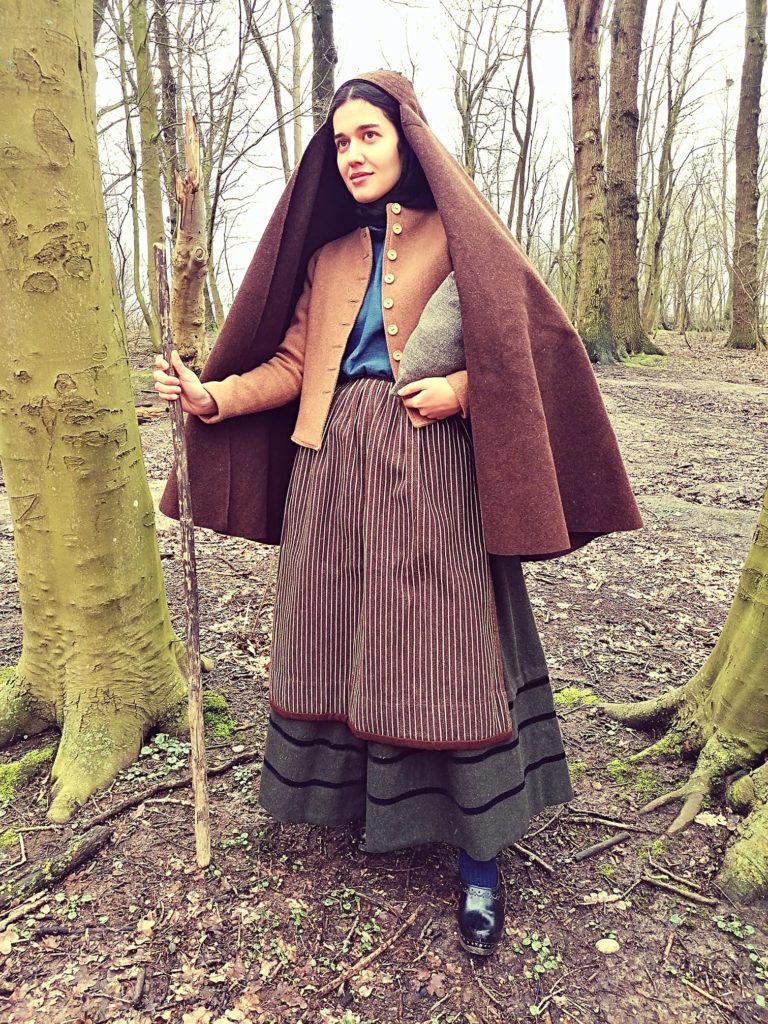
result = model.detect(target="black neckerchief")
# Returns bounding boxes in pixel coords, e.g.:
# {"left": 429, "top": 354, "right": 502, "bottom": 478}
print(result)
{"left": 351, "top": 145, "right": 436, "bottom": 227}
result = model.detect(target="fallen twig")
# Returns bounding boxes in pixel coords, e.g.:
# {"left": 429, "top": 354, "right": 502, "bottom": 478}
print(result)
{"left": 571, "top": 831, "right": 630, "bottom": 862}
{"left": 648, "top": 856, "right": 703, "bottom": 891}
{"left": 86, "top": 750, "right": 261, "bottom": 828}
{"left": 680, "top": 976, "right": 734, "bottom": 1013}
{"left": 315, "top": 908, "right": 419, "bottom": 997}
{"left": 641, "top": 874, "right": 718, "bottom": 905}
{"left": 511, "top": 842, "right": 555, "bottom": 874}
{"left": 0, "top": 825, "right": 113, "bottom": 913}
{"left": 0, "top": 833, "right": 26, "bottom": 877}
{"left": 568, "top": 812, "right": 654, "bottom": 834}
{"left": 132, "top": 967, "right": 146, "bottom": 1008}
{"left": 0, "top": 890, "right": 50, "bottom": 932}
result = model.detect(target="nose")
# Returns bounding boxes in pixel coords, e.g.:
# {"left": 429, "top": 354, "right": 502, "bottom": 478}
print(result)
{"left": 346, "top": 138, "right": 364, "bottom": 163}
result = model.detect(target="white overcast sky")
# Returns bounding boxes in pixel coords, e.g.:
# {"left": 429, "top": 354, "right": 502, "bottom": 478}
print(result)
{"left": 97, "top": 0, "right": 750, "bottom": 304}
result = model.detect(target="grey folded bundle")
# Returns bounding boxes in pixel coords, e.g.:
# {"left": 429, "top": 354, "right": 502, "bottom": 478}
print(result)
{"left": 391, "top": 271, "right": 465, "bottom": 394}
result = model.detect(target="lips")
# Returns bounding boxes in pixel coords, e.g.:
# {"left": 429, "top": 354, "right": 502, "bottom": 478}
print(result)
{"left": 350, "top": 172, "right": 372, "bottom": 182}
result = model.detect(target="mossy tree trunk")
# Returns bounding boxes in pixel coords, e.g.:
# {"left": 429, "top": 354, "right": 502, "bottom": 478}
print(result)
{"left": 311, "top": 0, "right": 337, "bottom": 132}
{"left": 564, "top": 0, "right": 621, "bottom": 363}
{"left": 128, "top": 0, "right": 165, "bottom": 353}
{"left": 727, "top": 0, "right": 767, "bottom": 351}
{"left": 603, "top": 485, "right": 768, "bottom": 899}
{"left": 0, "top": 0, "right": 188, "bottom": 822}
{"left": 606, "top": 0, "right": 664, "bottom": 357}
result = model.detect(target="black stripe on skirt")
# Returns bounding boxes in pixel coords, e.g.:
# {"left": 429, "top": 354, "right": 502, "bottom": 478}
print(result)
{"left": 258, "top": 377, "right": 573, "bottom": 858}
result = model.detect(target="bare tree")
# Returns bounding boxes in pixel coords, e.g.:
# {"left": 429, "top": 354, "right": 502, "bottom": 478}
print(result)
{"left": 639, "top": 0, "right": 710, "bottom": 332}
{"left": 727, "top": 0, "right": 767, "bottom": 350}
{"left": 564, "top": 0, "right": 619, "bottom": 362}
{"left": 606, "top": 0, "right": 662, "bottom": 355}
{"left": 129, "top": 0, "right": 166, "bottom": 351}
{"left": 311, "top": 0, "right": 337, "bottom": 131}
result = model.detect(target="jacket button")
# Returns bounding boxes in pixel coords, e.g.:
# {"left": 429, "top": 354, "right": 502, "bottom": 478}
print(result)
{"left": 384, "top": 272, "right": 395, "bottom": 284}
{"left": 387, "top": 249, "right": 397, "bottom": 261}
{"left": 392, "top": 223, "right": 402, "bottom": 235}
{"left": 392, "top": 349, "right": 403, "bottom": 360}
{"left": 388, "top": 324, "right": 399, "bottom": 336}
{"left": 392, "top": 202, "right": 402, "bottom": 214}
{"left": 383, "top": 297, "right": 394, "bottom": 309}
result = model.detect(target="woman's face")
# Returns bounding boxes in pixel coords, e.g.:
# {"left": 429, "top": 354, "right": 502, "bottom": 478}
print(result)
{"left": 333, "top": 98, "right": 402, "bottom": 204}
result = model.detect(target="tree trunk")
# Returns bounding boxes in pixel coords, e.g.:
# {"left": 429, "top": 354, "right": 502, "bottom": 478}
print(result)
{"left": 603, "top": 484, "right": 768, "bottom": 898}
{"left": 727, "top": 0, "right": 767, "bottom": 350}
{"left": 153, "top": 0, "right": 182, "bottom": 245}
{"left": 564, "top": 0, "right": 619, "bottom": 363}
{"left": 171, "top": 113, "right": 209, "bottom": 371}
{"left": 606, "top": 0, "right": 663, "bottom": 357}
{"left": 0, "top": 0, "right": 188, "bottom": 822}
{"left": 129, "top": 0, "right": 165, "bottom": 352}
{"left": 640, "top": 0, "right": 708, "bottom": 332}
{"left": 311, "top": 0, "right": 337, "bottom": 132}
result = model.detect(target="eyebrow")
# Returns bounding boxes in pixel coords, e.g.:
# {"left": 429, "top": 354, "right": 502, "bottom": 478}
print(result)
{"left": 333, "top": 123, "right": 381, "bottom": 140}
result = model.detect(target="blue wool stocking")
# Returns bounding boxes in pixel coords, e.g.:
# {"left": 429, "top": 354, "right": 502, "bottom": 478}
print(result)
{"left": 458, "top": 849, "right": 499, "bottom": 888}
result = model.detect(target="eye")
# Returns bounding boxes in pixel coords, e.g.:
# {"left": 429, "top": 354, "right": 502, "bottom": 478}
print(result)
{"left": 364, "top": 131, "right": 378, "bottom": 140}
{"left": 336, "top": 138, "right": 348, "bottom": 151}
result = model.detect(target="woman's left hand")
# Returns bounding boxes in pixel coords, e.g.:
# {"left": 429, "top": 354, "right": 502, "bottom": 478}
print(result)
{"left": 396, "top": 377, "right": 462, "bottom": 419}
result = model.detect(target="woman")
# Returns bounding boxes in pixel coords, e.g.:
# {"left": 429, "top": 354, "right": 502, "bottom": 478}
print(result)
{"left": 157, "top": 72, "right": 642, "bottom": 956}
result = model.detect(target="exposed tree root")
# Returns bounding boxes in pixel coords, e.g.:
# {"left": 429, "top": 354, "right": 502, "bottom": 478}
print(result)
{"left": 601, "top": 683, "right": 685, "bottom": 731}
{"left": 637, "top": 732, "right": 760, "bottom": 834}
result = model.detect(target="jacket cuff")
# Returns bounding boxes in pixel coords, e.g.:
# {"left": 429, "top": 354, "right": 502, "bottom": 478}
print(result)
{"left": 196, "top": 385, "right": 223, "bottom": 423}
{"left": 445, "top": 370, "right": 469, "bottom": 419}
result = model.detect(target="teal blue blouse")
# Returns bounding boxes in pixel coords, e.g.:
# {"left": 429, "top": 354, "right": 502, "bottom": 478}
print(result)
{"left": 339, "top": 225, "right": 394, "bottom": 380}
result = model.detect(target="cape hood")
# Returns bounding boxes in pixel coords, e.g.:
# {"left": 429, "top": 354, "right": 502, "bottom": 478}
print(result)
{"left": 160, "top": 70, "right": 643, "bottom": 558}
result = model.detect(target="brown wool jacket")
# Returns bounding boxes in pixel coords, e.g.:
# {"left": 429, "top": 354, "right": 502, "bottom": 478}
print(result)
{"left": 161, "top": 69, "right": 643, "bottom": 558}
{"left": 198, "top": 205, "right": 468, "bottom": 448}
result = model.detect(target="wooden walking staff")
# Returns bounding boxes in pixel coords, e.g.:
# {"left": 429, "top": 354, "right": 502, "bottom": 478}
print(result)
{"left": 152, "top": 109, "right": 212, "bottom": 866}
{"left": 153, "top": 245, "right": 211, "bottom": 868}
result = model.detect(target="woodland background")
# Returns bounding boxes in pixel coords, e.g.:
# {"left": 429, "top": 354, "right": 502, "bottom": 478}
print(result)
{"left": 0, "top": 1, "right": 768, "bottom": 1023}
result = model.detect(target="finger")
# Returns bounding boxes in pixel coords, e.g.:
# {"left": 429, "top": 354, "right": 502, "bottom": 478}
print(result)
{"left": 396, "top": 382, "right": 425, "bottom": 397}
{"left": 154, "top": 355, "right": 169, "bottom": 371}
{"left": 170, "top": 350, "right": 188, "bottom": 375}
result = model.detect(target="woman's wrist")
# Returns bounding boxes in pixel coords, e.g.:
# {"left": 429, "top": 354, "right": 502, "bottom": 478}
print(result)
{"left": 197, "top": 386, "right": 218, "bottom": 417}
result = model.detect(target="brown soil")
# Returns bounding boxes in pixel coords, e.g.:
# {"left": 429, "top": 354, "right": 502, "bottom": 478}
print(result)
{"left": 0, "top": 332, "right": 767, "bottom": 1024}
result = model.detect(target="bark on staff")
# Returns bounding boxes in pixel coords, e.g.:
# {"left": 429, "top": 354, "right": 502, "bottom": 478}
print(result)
{"left": 153, "top": 244, "right": 211, "bottom": 868}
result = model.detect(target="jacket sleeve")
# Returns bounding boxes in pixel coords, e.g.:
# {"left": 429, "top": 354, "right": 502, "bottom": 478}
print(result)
{"left": 197, "top": 250, "right": 320, "bottom": 424}
{"left": 446, "top": 369, "right": 470, "bottom": 419}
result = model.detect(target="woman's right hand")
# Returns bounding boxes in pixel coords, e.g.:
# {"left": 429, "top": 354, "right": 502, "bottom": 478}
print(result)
{"left": 153, "top": 351, "right": 217, "bottom": 417}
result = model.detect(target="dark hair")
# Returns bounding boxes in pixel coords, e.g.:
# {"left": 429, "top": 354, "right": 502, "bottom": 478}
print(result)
{"left": 328, "top": 80, "right": 404, "bottom": 140}
{"left": 327, "top": 78, "right": 435, "bottom": 223}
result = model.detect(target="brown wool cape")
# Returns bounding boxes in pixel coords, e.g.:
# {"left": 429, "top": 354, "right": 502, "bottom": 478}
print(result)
{"left": 160, "top": 70, "right": 643, "bottom": 558}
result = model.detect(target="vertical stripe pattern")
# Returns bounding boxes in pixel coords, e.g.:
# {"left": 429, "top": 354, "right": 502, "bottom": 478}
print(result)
{"left": 269, "top": 377, "right": 512, "bottom": 748}
{"left": 259, "top": 555, "right": 574, "bottom": 860}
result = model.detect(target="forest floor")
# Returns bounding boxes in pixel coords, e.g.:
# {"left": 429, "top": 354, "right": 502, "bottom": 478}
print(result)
{"left": 0, "top": 331, "right": 767, "bottom": 1024}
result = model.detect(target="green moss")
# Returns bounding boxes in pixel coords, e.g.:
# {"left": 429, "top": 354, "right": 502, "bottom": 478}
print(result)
{"left": 202, "top": 691, "right": 235, "bottom": 739}
{"left": 649, "top": 838, "right": 666, "bottom": 859}
{"left": 634, "top": 768, "right": 663, "bottom": 800}
{"left": 596, "top": 860, "right": 617, "bottom": 880}
{"left": 0, "top": 827, "right": 18, "bottom": 849}
{"left": 606, "top": 759, "right": 632, "bottom": 786}
{"left": 606, "top": 759, "right": 663, "bottom": 799}
{"left": 0, "top": 745, "right": 55, "bottom": 806}
{"left": 568, "top": 760, "right": 588, "bottom": 786}
{"left": 554, "top": 686, "right": 600, "bottom": 707}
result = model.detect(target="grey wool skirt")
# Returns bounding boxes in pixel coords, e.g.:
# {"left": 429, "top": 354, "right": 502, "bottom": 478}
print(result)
{"left": 258, "top": 377, "right": 573, "bottom": 860}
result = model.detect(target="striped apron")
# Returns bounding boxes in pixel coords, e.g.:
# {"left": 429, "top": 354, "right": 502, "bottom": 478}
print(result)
{"left": 258, "top": 377, "right": 573, "bottom": 857}
{"left": 268, "top": 376, "right": 512, "bottom": 749}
